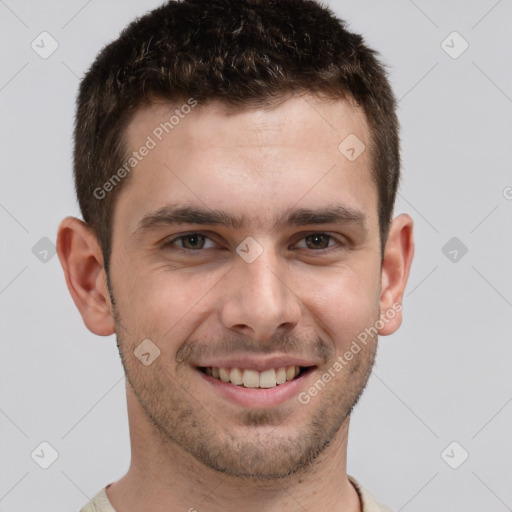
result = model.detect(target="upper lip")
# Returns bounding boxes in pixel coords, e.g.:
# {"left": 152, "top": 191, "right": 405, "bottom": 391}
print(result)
{"left": 192, "top": 355, "right": 318, "bottom": 372}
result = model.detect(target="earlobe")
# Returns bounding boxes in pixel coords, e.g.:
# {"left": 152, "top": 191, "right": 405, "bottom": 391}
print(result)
{"left": 56, "top": 216, "right": 115, "bottom": 336}
{"left": 378, "top": 213, "right": 414, "bottom": 336}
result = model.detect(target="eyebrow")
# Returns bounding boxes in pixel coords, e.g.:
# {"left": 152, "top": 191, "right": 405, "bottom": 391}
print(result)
{"left": 132, "top": 202, "right": 367, "bottom": 236}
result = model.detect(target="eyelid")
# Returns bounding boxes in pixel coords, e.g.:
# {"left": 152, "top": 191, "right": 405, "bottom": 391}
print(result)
{"left": 161, "top": 231, "right": 219, "bottom": 250}
{"left": 162, "top": 230, "right": 349, "bottom": 252}
{"left": 292, "top": 231, "right": 349, "bottom": 250}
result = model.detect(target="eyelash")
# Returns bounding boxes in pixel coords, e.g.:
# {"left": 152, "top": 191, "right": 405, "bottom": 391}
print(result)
{"left": 161, "top": 231, "right": 348, "bottom": 254}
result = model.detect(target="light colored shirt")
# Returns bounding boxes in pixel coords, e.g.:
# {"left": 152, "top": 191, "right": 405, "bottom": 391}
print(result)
{"left": 80, "top": 475, "right": 394, "bottom": 512}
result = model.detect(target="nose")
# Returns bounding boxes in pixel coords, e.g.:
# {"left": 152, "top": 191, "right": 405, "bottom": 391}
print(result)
{"left": 218, "top": 242, "right": 302, "bottom": 342}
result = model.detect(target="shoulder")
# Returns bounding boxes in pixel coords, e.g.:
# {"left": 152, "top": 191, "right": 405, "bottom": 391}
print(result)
{"left": 348, "top": 475, "right": 395, "bottom": 512}
{"left": 80, "top": 487, "right": 117, "bottom": 512}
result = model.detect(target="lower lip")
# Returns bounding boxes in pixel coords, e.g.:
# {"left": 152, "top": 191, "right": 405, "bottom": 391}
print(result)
{"left": 197, "top": 368, "right": 315, "bottom": 408}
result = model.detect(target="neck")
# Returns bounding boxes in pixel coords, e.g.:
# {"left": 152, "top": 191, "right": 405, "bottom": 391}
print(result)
{"left": 107, "top": 389, "right": 361, "bottom": 512}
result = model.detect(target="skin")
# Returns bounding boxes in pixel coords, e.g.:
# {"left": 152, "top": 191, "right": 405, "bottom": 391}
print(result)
{"left": 57, "top": 93, "right": 414, "bottom": 512}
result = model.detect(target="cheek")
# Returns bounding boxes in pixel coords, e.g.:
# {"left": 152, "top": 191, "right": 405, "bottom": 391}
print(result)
{"left": 115, "top": 266, "right": 222, "bottom": 346}
{"left": 299, "top": 264, "right": 381, "bottom": 345}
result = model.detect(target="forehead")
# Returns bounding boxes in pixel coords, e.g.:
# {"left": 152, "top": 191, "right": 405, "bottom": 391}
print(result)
{"left": 126, "top": 94, "right": 370, "bottom": 156}
{"left": 116, "top": 93, "right": 376, "bottom": 233}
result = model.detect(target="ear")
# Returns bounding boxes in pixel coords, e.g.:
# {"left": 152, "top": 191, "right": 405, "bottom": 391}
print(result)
{"left": 56, "top": 216, "right": 115, "bottom": 336}
{"left": 378, "top": 213, "right": 414, "bottom": 336}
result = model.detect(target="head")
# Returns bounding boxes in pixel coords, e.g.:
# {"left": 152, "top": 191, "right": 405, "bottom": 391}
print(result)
{"left": 58, "top": 0, "right": 413, "bottom": 480}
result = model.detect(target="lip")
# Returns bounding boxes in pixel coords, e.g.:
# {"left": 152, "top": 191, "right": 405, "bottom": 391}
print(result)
{"left": 196, "top": 366, "right": 316, "bottom": 408}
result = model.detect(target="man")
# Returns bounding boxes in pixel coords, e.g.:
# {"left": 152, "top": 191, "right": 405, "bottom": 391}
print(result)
{"left": 57, "top": 0, "right": 414, "bottom": 510}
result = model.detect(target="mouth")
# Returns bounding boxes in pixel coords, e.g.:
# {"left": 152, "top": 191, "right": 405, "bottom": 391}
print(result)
{"left": 193, "top": 356, "right": 319, "bottom": 408}
{"left": 197, "top": 365, "right": 314, "bottom": 389}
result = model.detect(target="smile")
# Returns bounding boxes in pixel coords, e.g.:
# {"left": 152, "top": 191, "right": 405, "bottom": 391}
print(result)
{"left": 198, "top": 366, "right": 311, "bottom": 388}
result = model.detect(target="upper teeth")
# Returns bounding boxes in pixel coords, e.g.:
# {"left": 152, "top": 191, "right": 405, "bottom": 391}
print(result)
{"left": 204, "top": 366, "right": 301, "bottom": 388}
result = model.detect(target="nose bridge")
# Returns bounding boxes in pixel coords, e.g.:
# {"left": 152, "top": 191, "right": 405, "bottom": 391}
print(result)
{"left": 220, "top": 240, "right": 301, "bottom": 339}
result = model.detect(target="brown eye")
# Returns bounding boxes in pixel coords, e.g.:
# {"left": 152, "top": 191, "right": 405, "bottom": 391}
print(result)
{"left": 303, "top": 233, "right": 332, "bottom": 250}
{"left": 163, "top": 233, "right": 216, "bottom": 251}
{"left": 180, "top": 234, "right": 206, "bottom": 249}
{"left": 294, "top": 232, "right": 342, "bottom": 251}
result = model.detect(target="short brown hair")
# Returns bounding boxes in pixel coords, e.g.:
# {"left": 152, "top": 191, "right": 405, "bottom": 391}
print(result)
{"left": 74, "top": 0, "right": 400, "bottom": 276}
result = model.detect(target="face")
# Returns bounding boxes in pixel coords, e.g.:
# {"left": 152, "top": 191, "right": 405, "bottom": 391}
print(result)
{"left": 108, "top": 94, "right": 384, "bottom": 479}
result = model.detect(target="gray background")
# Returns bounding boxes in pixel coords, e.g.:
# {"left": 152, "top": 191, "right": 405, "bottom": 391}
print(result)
{"left": 1, "top": 0, "right": 511, "bottom": 510}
